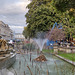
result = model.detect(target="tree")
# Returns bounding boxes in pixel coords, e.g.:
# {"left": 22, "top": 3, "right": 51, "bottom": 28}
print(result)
{"left": 46, "top": 28, "right": 65, "bottom": 41}
{"left": 53, "top": 0, "right": 75, "bottom": 40}
{"left": 54, "top": 0, "right": 75, "bottom": 12}
{"left": 23, "top": 27, "right": 29, "bottom": 39}
{"left": 63, "top": 17, "right": 75, "bottom": 41}
{"left": 25, "top": 0, "right": 52, "bottom": 37}
{"left": 23, "top": 0, "right": 75, "bottom": 40}
{"left": 24, "top": 0, "right": 65, "bottom": 37}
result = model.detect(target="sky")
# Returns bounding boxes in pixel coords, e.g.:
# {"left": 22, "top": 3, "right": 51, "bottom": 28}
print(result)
{"left": 0, "top": 0, "right": 30, "bottom": 33}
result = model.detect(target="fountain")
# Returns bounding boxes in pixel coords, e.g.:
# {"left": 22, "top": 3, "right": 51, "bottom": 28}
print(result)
{"left": 33, "top": 32, "right": 47, "bottom": 62}
{"left": 8, "top": 51, "right": 75, "bottom": 75}
{"left": 33, "top": 38, "right": 47, "bottom": 52}
{"left": 33, "top": 32, "right": 47, "bottom": 51}
{"left": 7, "top": 23, "right": 75, "bottom": 75}
{"left": 33, "top": 23, "right": 64, "bottom": 62}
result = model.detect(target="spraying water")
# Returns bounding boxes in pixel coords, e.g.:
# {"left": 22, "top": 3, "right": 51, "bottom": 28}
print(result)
{"left": 33, "top": 32, "right": 47, "bottom": 51}
{"left": 34, "top": 38, "right": 47, "bottom": 51}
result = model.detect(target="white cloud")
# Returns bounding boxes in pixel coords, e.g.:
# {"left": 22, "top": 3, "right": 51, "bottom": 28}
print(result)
{"left": 0, "top": 0, "right": 30, "bottom": 15}
{"left": 0, "top": 0, "right": 31, "bottom": 33}
{"left": 9, "top": 25, "right": 24, "bottom": 33}
{"left": 9, "top": 26, "right": 24, "bottom": 29}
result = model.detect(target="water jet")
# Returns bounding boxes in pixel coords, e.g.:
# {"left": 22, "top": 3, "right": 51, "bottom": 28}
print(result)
{"left": 33, "top": 32, "right": 47, "bottom": 62}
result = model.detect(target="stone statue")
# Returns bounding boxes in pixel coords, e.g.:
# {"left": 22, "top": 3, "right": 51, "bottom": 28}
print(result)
{"left": 0, "top": 39, "right": 8, "bottom": 51}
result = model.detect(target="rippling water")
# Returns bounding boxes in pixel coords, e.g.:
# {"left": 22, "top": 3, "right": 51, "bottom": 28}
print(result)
{"left": 8, "top": 52, "right": 75, "bottom": 75}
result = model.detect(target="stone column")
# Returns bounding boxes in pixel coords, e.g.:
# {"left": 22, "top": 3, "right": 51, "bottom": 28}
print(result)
{"left": 53, "top": 43, "right": 58, "bottom": 54}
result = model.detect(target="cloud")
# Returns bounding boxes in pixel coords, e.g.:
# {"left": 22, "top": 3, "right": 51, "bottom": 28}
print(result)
{"left": 0, "top": 0, "right": 30, "bottom": 15}
{"left": 9, "top": 26, "right": 24, "bottom": 29}
{"left": 0, "top": 0, "right": 31, "bottom": 33}
{"left": 0, "top": 14, "right": 26, "bottom": 26}
{"left": 9, "top": 25, "right": 24, "bottom": 33}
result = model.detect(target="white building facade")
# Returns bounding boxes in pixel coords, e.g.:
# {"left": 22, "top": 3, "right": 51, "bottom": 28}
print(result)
{"left": 14, "top": 33, "right": 25, "bottom": 41}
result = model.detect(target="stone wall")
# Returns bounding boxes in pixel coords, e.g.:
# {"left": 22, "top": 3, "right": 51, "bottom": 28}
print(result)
{"left": 0, "top": 53, "right": 16, "bottom": 69}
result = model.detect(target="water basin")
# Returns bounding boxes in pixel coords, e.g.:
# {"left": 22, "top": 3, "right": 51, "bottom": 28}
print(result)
{"left": 8, "top": 52, "right": 75, "bottom": 75}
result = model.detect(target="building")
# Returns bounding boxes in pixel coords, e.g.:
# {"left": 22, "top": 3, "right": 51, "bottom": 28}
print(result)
{"left": 0, "top": 21, "right": 13, "bottom": 40}
{"left": 14, "top": 33, "right": 25, "bottom": 41}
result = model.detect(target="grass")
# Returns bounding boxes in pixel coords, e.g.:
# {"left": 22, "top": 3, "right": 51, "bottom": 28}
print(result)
{"left": 42, "top": 49, "right": 75, "bottom": 61}
{"left": 58, "top": 53, "right": 75, "bottom": 62}
{"left": 42, "top": 49, "right": 54, "bottom": 53}
{"left": 42, "top": 50, "right": 75, "bottom": 61}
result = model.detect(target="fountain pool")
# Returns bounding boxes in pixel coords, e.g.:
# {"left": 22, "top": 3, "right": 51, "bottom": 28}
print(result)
{"left": 8, "top": 52, "right": 75, "bottom": 75}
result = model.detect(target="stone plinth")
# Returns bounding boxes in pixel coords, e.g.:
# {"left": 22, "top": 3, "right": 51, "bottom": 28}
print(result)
{"left": 65, "top": 47, "right": 72, "bottom": 53}
{"left": 34, "top": 54, "right": 47, "bottom": 62}
{"left": 53, "top": 44, "right": 58, "bottom": 54}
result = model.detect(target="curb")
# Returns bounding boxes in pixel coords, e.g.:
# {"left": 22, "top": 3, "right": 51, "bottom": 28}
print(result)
{"left": 55, "top": 54, "right": 75, "bottom": 66}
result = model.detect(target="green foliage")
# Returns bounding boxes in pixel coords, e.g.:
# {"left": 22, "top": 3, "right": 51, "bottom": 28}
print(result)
{"left": 62, "top": 16, "right": 75, "bottom": 38}
{"left": 54, "top": 0, "right": 75, "bottom": 12}
{"left": 25, "top": 0, "right": 53, "bottom": 37}
{"left": 22, "top": 43, "right": 35, "bottom": 50}
{"left": 42, "top": 49, "right": 54, "bottom": 53}
{"left": 25, "top": 0, "right": 64, "bottom": 37}
{"left": 27, "top": 0, "right": 51, "bottom": 9}
{"left": 23, "top": 0, "right": 75, "bottom": 39}
{"left": 23, "top": 27, "right": 31, "bottom": 38}
{"left": 73, "top": 35, "right": 75, "bottom": 38}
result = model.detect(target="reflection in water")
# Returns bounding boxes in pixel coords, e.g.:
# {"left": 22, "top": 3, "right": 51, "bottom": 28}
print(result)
{"left": 8, "top": 53, "right": 75, "bottom": 75}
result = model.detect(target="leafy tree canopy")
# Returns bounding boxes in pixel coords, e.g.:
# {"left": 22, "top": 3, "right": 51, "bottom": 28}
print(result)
{"left": 23, "top": 0, "right": 75, "bottom": 39}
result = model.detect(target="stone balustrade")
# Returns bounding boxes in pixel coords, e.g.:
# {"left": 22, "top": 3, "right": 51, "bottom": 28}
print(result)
{"left": 53, "top": 44, "right": 75, "bottom": 53}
